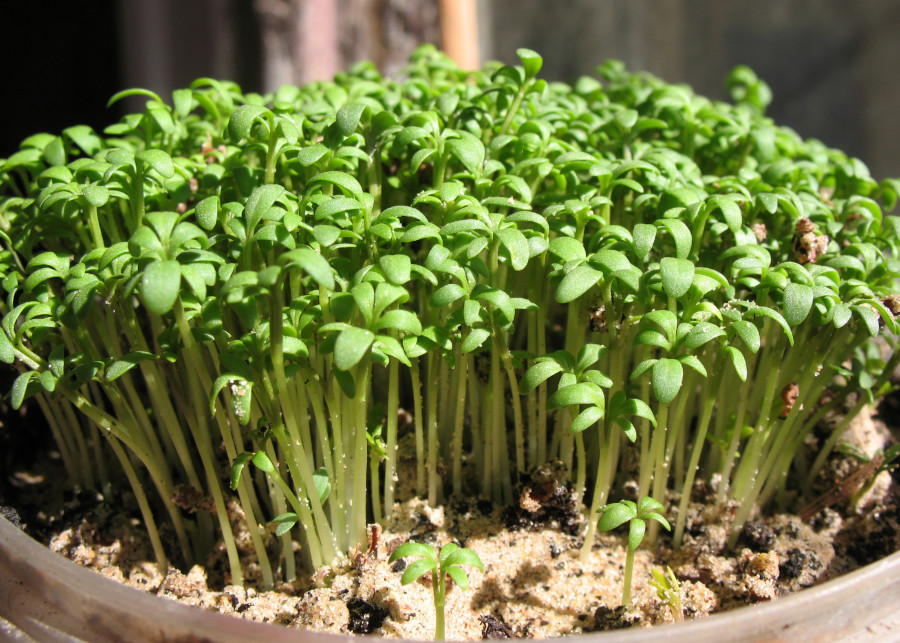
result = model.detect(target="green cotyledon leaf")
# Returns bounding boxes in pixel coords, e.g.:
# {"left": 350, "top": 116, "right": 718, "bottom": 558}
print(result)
{"left": 333, "top": 326, "right": 375, "bottom": 371}
{"left": 570, "top": 406, "right": 605, "bottom": 433}
{"left": 652, "top": 358, "right": 683, "bottom": 405}
{"left": 660, "top": 257, "right": 694, "bottom": 299}
{"left": 228, "top": 104, "right": 270, "bottom": 142}
{"left": 272, "top": 513, "right": 299, "bottom": 537}
{"left": 520, "top": 359, "right": 565, "bottom": 394}
{"left": 497, "top": 227, "right": 529, "bottom": 271}
{"left": 547, "top": 382, "right": 605, "bottom": 410}
{"left": 443, "top": 547, "right": 484, "bottom": 572}
{"left": 783, "top": 282, "right": 814, "bottom": 327}
{"left": 556, "top": 263, "right": 603, "bottom": 303}
{"left": 597, "top": 501, "right": 637, "bottom": 532}
{"left": 135, "top": 149, "right": 174, "bottom": 178}
{"left": 517, "top": 48, "right": 543, "bottom": 80}
{"left": 106, "top": 352, "right": 158, "bottom": 382}
{"left": 141, "top": 260, "right": 181, "bottom": 315}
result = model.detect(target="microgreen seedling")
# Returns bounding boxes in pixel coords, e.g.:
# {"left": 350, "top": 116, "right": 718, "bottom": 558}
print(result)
{"left": 597, "top": 497, "right": 671, "bottom": 608}
{"left": 648, "top": 566, "right": 684, "bottom": 622}
{"left": 389, "top": 541, "right": 484, "bottom": 640}
{"left": 1, "top": 43, "right": 898, "bottom": 595}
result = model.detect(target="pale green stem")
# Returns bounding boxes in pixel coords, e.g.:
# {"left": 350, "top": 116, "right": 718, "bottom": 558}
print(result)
{"left": 58, "top": 386, "right": 193, "bottom": 567}
{"left": 271, "top": 286, "right": 337, "bottom": 562}
{"left": 308, "top": 376, "right": 345, "bottom": 539}
{"left": 87, "top": 204, "right": 104, "bottom": 249}
{"left": 499, "top": 336, "right": 526, "bottom": 478}
{"left": 173, "top": 300, "right": 244, "bottom": 584}
{"left": 574, "top": 428, "right": 586, "bottom": 506}
{"left": 384, "top": 358, "right": 400, "bottom": 517}
{"left": 490, "top": 342, "right": 508, "bottom": 504}
{"left": 673, "top": 365, "right": 721, "bottom": 548}
{"left": 434, "top": 565, "right": 446, "bottom": 641}
{"left": 107, "top": 436, "right": 168, "bottom": 574}
{"left": 468, "top": 356, "right": 484, "bottom": 484}
{"left": 452, "top": 349, "right": 468, "bottom": 496}
{"left": 648, "top": 401, "right": 675, "bottom": 545}
{"left": 350, "top": 365, "right": 371, "bottom": 551}
{"left": 411, "top": 357, "right": 426, "bottom": 497}
{"left": 265, "top": 440, "right": 324, "bottom": 571}
{"left": 34, "top": 394, "right": 81, "bottom": 487}
{"left": 580, "top": 421, "right": 609, "bottom": 563}
{"left": 622, "top": 547, "right": 636, "bottom": 608}
{"left": 370, "top": 450, "right": 382, "bottom": 525}
{"left": 642, "top": 403, "right": 669, "bottom": 500}
{"left": 499, "top": 79, "right": 533, "bottom": 135}
{"left": 132, "top": 160, "right": 146, "bottom": 229}
{"left": 427, "top": 353, "right": 441, "bottom": 506}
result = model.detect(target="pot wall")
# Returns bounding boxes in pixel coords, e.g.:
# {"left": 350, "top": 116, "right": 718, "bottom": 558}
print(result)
{"left": 0, "top": 516, "right": 898, "bottom": 642}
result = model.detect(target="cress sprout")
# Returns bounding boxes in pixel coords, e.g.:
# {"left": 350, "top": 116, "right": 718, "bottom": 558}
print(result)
{"left": 389, "top": 541, "right": 484, "bottom": 641}
{"left": 1, "top": 47, "right": 897, "bottom": 588}
{"left": 597, "top": 497, "right": 671, "bottom": 608}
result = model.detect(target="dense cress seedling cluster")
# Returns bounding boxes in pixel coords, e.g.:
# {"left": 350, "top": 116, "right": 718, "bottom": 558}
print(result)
{"left": 1, "top": 47, "right": 898, "bottom": 583}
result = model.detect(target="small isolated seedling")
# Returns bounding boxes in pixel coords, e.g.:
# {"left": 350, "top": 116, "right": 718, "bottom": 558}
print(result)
{"left": 597, "top": 497, "right": 670, "bottom": 608}
{"left": 389, "top": 541, "right": 484, "bottom": 641}
{"left": 648, "top": 565, "right": 683, "bottom": 622}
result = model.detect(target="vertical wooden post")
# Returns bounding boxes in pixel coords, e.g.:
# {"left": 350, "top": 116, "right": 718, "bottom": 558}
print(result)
{"left": 440, "top": 0, "right": 480, "bottom": 70}
{"left": 118, "top": 0, "right": 173, "bottom": 92}
{"left": 299, "top": 0, "right": 340, "bottom": 83}
{"left": 256, "top": 0, "right": 340, "bottom": 90}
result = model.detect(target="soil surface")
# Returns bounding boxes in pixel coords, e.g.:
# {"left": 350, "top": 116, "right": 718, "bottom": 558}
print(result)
{"left": 2, "top": 402, "right": 899, "bottom": 639}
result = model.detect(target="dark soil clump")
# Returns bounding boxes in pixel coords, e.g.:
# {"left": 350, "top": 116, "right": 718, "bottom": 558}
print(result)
{"left": 503, "top": 461, "right": 581, "bottom": 536}
{"left": 347, "top": 597, "right": 390, "bottom": 634}
{"left": 479, "top": 614, "right": 515, "bottom": 639}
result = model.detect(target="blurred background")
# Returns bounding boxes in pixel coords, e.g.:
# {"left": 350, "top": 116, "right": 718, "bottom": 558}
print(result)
{"left": 3, "top": 0, "right": 899, "bottom": 177}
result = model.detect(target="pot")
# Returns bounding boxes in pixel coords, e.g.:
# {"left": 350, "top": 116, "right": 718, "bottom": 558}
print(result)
{"left": 1, "top": 515, "right": 898, "bottom": 642}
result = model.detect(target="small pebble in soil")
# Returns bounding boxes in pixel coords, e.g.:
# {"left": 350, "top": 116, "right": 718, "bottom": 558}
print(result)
{"left": 479, "top": 614, "right": 515, "bottom": 639}
{"left": 503, "top": 461, "right": 581, "bottom": 535}
{"left": 347, "top": 597, "right": 390, "bottom": 634}
{"left": 739, "top": 521, "right": 776, "bottom": 551}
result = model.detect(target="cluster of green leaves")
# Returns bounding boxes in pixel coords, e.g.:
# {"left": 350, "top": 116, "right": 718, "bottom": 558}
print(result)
{"left": 597, "top": 497, "right": 670, "bottom": 607}
{"left": 1, "top": 45, "right": 898, "bottom": 582}
{"left": 388, "top": 541, "right": 484, "bottom": 640}
{"left": 648, "top": 565, "right": 684, "bottom": 622}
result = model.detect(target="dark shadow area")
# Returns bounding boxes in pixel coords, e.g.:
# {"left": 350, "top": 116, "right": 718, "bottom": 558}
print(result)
{"left": 0, "top": 2, "right": 123, "bottom": 156}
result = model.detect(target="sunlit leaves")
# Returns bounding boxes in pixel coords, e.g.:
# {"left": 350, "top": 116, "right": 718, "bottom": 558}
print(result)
{"left": 280, "top": 247, "right": 335, "bottom": 291}
{"left": 517, "top": 48, "right": 543, "bottom": 80}
{"left": 556, "top": 263, "right": 603, "bottom": 303}
{"left": 333, "top": 326, "right": 375, "bottom": 371}
{"left": 782, "top": 282, "right": 814, "bottom": 327}
{"left": 3, "top": 43, "right": 900, "bottom": 584}
{"left": 659, "top": 257, "right": 694, "bottom": 299}
{"left": 547, "top": 382, "right": 605, "bottom": 411}
{"left": 141, "top": 260, "right": 181, "bottom": 315}
{"left": 651, "top": 358, "right": 683, "bottom": 405}
{"left": 389, "top": 541, "right": 483, "bottom": 639}
{"left": 136, "top": 149, "right": 175, "bottom": 179}
{"left": 228, "top": 104, "right": 271, "bottom": 142}
{"left": 598, "top": 497, "right": 670, "bottom": 552}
